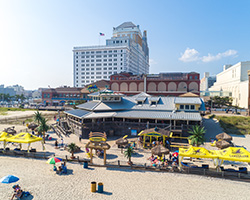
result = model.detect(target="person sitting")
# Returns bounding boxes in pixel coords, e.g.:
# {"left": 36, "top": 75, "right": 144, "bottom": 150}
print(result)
{"left": 61, "top": 162, "right": 67, "bottom": 174}
{"left": 11, "top": 185, "right": 23, "bottom": 200}
{"left": 57, "top": 166, "right": 63, "bottom": 175}
{"left": 53, "top": 165, "right": 57, "bottom": 171}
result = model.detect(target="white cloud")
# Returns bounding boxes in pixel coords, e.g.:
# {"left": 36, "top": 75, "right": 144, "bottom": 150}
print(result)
{"left": 179, "top": 48, "right": 237, "bottom": 63}
{"left": 179, "top": 48, "right": 199, "bottom": 62}
{"left": 201, "top": 49, "right": 237, "bottom": 62}
{"left": 149, "top": 59, "right": 157, "bottom": 65}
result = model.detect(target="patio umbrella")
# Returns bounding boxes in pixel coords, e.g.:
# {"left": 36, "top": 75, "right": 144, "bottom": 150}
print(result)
{"left": 46, "top": 157, "right": 62, "bottom": 164}
{"left": 216, "top": 140, "right": 231, "bottom": 149}
{"left": 0, "top": 175, "right": 19, "bottom": 184}
{"left": 115, "top": 138, "right": 128, "bottom": 153}
{"left": 4, "top": 127, "right": 16, "bottom": 135}
{"left": 28, "top": 123, "right": 38, "bottom": 130}
{"left": 151, "top": 145, "right": 169, "bottom": 156}
{"left": 216, "top": 133, "right": 232, "bottom": 141}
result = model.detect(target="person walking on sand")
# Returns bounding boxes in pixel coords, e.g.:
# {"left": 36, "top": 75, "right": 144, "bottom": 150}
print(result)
{"left": 61, "top": 138, "right": 64, "bottom": 148}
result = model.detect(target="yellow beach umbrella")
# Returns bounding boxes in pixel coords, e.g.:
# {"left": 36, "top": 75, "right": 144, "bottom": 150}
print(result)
{"left": 216, "top": 147, "right": 250, "bottom": 163}
{"left": 0, "top": 132, "right": 13, "bottom": 149}
{"left": 6, "top": 132, "right": 44, "bottom": 152}
{"left": 179, "top": 146, "right": 218, "bottom": 159}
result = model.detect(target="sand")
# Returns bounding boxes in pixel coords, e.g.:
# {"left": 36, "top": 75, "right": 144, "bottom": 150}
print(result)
{"left": 0, "top": 156, "right": 250, "bottom": 200}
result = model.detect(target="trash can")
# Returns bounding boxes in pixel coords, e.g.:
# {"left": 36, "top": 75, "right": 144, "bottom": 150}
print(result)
{"left": 91, "top": 182, "right": 96, "bottom": 192}
{"left": 83, "top": 161, "right": 88, "bottom": 169}
{"left": 98, "top": 182, "right": 103, "bottom": 193}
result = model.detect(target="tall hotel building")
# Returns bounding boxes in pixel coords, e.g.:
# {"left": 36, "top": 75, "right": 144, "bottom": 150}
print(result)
{"left": 73, "top": 22, "right": 149, "bottom": 87}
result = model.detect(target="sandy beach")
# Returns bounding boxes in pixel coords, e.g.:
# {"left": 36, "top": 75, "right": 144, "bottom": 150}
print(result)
{"left": 1, "top": 156, "right": 250, "bottom": 200}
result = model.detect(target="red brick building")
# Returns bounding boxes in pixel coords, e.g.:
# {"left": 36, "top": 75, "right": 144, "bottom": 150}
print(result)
{"left": 110, "top": 72, "right": 200, "bottom": 96}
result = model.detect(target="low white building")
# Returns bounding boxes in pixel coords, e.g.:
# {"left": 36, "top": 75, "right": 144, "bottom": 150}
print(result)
{"left": 209, "top": 61, "right": 250, "bottom": 108}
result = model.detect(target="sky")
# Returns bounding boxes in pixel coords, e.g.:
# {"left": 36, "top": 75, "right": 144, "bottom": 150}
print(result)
{"left": 0, "top": 0, "right": 250, "bottom": 90}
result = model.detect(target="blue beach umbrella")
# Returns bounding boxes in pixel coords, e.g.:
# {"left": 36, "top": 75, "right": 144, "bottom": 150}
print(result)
{"left": 0, "top": 175, "right": 19, "bottom": 184}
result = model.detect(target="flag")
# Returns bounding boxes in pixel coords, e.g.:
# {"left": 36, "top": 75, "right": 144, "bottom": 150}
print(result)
{"left": 99, "top": 33, "right": 105, "bottom": 36}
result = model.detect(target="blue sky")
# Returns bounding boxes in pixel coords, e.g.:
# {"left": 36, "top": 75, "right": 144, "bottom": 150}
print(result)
{"left": 0, "top": 0, "right": 250, "bottom": 90}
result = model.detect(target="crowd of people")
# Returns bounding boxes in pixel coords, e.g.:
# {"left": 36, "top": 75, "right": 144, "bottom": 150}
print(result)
{"left": 148, "top": 152, "right": 179, "bottom": 171}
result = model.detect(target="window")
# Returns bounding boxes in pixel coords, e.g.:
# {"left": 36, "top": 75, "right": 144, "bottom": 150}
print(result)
{"left": 191, "top": 105, "right": 195, "bottom": 110}
{"left": 82, "top": 80, "right": 85, "bottom": 83}
{"left": 120, "top": 67, "right": 123, "bottom": 70}
{"left": 103, "top": 76, "right": 107, "bottom": 78}
{"left": 103, "top": 63, "right": 107, "bottom": 66}
{"left": 114, "top": 50, "right": 117, "bottom": 52}
{"left": 121, "top": 63, "right": 123, "bottom": 65}
{"left": 76, "top": 68, "right": 78, "bottom": 71}
{"left": 104, "top": 51, "right": 107, "bottom": 53}
{"left": 91, "top": 51, "right": 94, "bottom": 54}
{"left": 109, "top": 59, "right": 112, "bottom": 61}
{"left": 109, "top": 55, "right": 112, "bottom": 57}
{"left": 91, "top": 60, "right": 94, "bottom": 62}
{"left": 114, "top": 59, "right": 117, "bottom": 61}
{"left": 91, "top": 72, "right": 94, "bottom": 74}
{"left": 116, "top": 41, "right": 119, "bottom": 43}
{"left": 195, "top": 76, "right": 198, "bottom": 79}
{"left": 190, "top": 76, "right": 192, "bottom": 80}
{"left": 108, "top": 50, "right": 112, "bottom": 53}
{"left": 86, "top": 56, "right": 89, "bottom": 58}
{"left": 185, "top": 105, "right": 190, "bottom": 110}
{"left": 86, "top": 72, "right": 89, "bottom": 75}
{"left": 96, "top": 68, "right": 102, "bottom": 70}
{"left": 113, "top": 41, "right": 115, "bottom": 44}
{"left": 104, "top": 59, "right": 107, "bottom": 62}
{"left": 86, "top": 52, "right": 89, "bottom": 54}
{"left": 81, "top": 56, "right": 85, "bottom": 58}
{"left": 81, "top": 64, "right": 85, "bottom": 66}
{"left": 114, "top": 63, "right": 117, "bottom": 66}
{"left": 81, "top": 52, "right": 85, "bottom": 54}
{"left": 81, "top": 72, "right": 85, "bottom": 75}
{"left": 103, "top": 72, "right": 107, "bottom": 74}
{"left": 103, "top": 67, "right": 107, "bottom": 70}
{"left": 96, "top": 51, "right": 102, "bottom": 53}
{"left": 86, "top": 68, "right": 90, "bottom": 70}
{"left": 96, "top": 59, "right": 102, "bottom": 62}
{"left": 151, "top": 101, "right": 156, "bottom": 105}
{"left": 108, "top": 63, "right": 112, "bottom": 66}
{"left": 109, "top": 72, "right": 112, "bottom": 74}
{"left": 91, "top": 64, "right": 94, "bottom": 66}
{"left": 96, "top": 55, "right": 101, "bottom": 58}
{"left": 76, "top": 72, "right": 78, "bottom": 75}
{"left": 76, "top": 60, "right": 78, "bottom": 63}
{"left": 125, "top": 40, "right": 127, "bottom": 43}
{"left": 121, "top": 58, "right": 123, "bottom": 61}
{"left": 86, "top": 60, "right": 89, "bottom": 62}
{"left": 96, "top": 72, "right": 101, "bottom": 74}
{"left": 76, "top": 76, "right": 78, "bottom": 79}
{"left": 104, "top": 55, "right": 107, "bottom": 57}
{"left": 91, "top": 55, "right": 94, "bottom": 58}
{"left": 91, "top": 68, "right": 94, "bottom": 70}
{"left": 86, "top": 64, "right": 89, "bottom": 66}
{"left": 114, "top": 67, "right": 117, "bottom": 70}
{"left": 91, "top": 76, "right": 94, "bottom": 79}
{"left": 114, "top": 54, "right": 117, "bottom": 57}
{"left": 121, "top": 50, "right": 123, "bottom": 52}
{"left": 86, "top": 80, "right": 89, "bottom": 83}
{"left": 180, "top": 105, "right": 184, "bottom": 109}
{"left": 96, "top": 63, "right": 101, "bottom": 66}
{"left": 76, "top": 56, "right": 78, "bottom": 59}
{"left": 108, "top": 67, "right": 112, "bottom": 70}
{"left": 96, "top": 76, "right": 102, "bottom": 79}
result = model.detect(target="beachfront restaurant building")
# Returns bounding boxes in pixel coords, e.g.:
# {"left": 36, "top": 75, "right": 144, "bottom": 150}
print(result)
{"left": 64, "top": 89, "right": 205, "bottom": 138}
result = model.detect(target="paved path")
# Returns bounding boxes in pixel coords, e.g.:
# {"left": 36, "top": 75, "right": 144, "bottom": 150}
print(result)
{"left": 202, "top": 118, "right": 224, "bottom": 142}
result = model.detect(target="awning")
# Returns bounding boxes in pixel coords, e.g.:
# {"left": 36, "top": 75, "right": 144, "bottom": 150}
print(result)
{"left": 84, "top": 112, "right": 116, "bottom": 119}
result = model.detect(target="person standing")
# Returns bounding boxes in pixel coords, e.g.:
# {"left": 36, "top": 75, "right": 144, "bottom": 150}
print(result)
{"left": 61, "top": 138, "right": 64, "bottom": 147}
{"left": 79, "top": 136, "right": 82, "bottom": 143}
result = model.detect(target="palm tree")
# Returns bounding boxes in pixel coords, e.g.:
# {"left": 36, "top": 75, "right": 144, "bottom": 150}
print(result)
{"left": 67, "top": 143, "right": 77, "bottom": 159}
{"left": 124, "top": 146, "right": 135, "bottom": 165}
{"left": 37, "top": 117, "right": 50, "bottom": 143}
{"left": 188, "top": 125, "right": 206, "bottom": 147}
{"left": 34, "top": 111, "right": 43, "bottom": 125}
